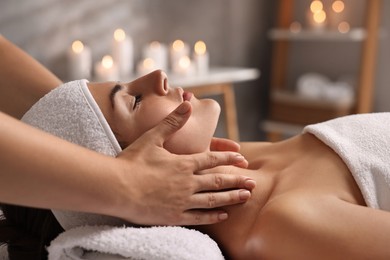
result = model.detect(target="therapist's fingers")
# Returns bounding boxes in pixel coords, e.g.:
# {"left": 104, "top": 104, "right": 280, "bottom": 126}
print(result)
{"left": 194, "top": 171, "right": 256, "bottom": 192}
{"left": 176, "top": 210, "right": 231, "bottom": 226}
{"left": 189, "top": 189, "right": 252, "bottom": 210}
{"left": 143, "top": 101, "right": 192, "bottom": 147}
{"left": 189, "top": 151, "right": 248, "bottom": 171}
{"left": 210, "top": 137, "right": 241, "bottom": 152}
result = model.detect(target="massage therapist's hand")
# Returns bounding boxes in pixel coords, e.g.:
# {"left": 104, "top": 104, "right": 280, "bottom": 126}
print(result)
{"left": 210, "top": 137, "right": 249, "bottom": 168}
{"left": 115, "top": 101, "right": 255, "bottom": 226}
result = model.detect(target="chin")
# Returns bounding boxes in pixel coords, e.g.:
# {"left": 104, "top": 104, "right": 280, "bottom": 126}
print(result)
{"left": 164, "top": 99, "right": 220, "bottom": 154}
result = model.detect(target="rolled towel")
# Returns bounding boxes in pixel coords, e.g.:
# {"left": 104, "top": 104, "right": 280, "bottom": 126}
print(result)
{"left": 47, "top": 225, "right": 224, "bottom": 260}
{"left": 304, "top": 113, "right": 390, "bottom": 211}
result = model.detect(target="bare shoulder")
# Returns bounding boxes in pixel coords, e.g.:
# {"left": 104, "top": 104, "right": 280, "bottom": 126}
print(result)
{"left": 242, "top": 193, "right": 390, "bottom": 259}
{"left": 243, "top": 194, "right": 354, "bottom": 259}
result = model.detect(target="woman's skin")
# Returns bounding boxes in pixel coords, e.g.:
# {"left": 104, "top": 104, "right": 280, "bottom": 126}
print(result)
{"left": 0, "top": 36, "right": 255, "bottom": 226}
{"left": 91, "top": 73, "right": 390, "bottom": 259}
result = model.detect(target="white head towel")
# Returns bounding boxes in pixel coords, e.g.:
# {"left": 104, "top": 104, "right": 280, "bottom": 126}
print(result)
{"left": 21, "top": 79, "right": 125, "bottom": 229}
{"left": 22, "top": 80, "right": 224, "bottom": 259}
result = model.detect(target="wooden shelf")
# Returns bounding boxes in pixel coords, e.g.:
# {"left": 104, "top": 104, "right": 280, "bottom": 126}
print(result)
{"left": 269, "top": 91, "right": 354, "bottom": 125}
{"left": 268, "top": 28, "right": 367, "bottom": 42}
{"left": 264, "top": 0, "right": 382, "bottom": 140}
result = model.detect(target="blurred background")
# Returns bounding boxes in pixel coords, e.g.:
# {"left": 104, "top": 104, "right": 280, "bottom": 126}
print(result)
{"left": 1, "top": 0, "right": 389, "bottom": 141}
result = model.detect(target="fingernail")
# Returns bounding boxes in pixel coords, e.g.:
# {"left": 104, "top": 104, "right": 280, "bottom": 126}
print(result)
{"left": 239, "top": 190, "right": 251, "bottom": 201}
{"left": 218, "top": 213, "right": 228, "bottom": 221}
{"left": 244, "top": 179, "right": 256, "bottom": 190}
{"left": 234, "top": 153, "right": 245, "bottom": 161}
{"left": 177, "top": 102, "right": 190, "bottom": 114}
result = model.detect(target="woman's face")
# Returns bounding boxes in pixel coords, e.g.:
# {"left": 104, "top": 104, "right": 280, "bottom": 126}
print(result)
{"left": 87, "top": 70, "right": 221, "bottom": 154}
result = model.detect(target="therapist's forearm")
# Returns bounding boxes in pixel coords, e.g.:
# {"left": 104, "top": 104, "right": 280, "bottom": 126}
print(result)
{"left": 0, "top": 36, "right": 62, "bottom": 119}
{"left": 0, "top": 112, "right": 126, "bottom": 217}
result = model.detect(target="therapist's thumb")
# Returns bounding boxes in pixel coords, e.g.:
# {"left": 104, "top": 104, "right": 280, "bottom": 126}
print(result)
{"left": 149, "top": 101, "right": 192, "bottom": 145}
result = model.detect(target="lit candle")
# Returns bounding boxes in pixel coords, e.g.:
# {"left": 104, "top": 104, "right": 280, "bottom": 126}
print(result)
{"left": 94, "top": 55, "right": 119, "bottom": 81}
{"left": 170, "top": 39, "right": 190, "bottom": 74}
{"left": 329, "top": 0, "right": 346, "bottom": 31}
{"left": 67, "top": 40, "right": 92, "bottom": 80}
{"left": 338, "top": 21, "right": 350, "bottom": 33}
{"left": 142, "top": 41, "right": 168, "bottom": 71}
{"left": 112, "top": 28, "right": 133, "bottom": 77}
{"left": 136, "top": 58, "right": 157, "bottom": 76}
{"left": 193, "top": 40, "right": 209, "bottom": 75}
{"left": 176, "top": 55, "right": 194, "bottom": 76}
{"left": 307, "top": 0, "right": 327, "bottom": 31}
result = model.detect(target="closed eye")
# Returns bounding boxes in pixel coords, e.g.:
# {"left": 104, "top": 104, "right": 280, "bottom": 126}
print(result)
{"left": 133, "top": 95, "right": 142, "bottom": 109}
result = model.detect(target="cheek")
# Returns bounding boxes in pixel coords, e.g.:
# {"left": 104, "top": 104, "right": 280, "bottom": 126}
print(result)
{"left": 164, "top": 99, "right": 220, "bottom": 154}
{"left": 132, "top": 101, "right": 177, "bottom": 138}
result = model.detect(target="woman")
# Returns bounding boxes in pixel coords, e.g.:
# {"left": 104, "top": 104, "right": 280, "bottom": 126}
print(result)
{"left": 4, "top": 70, "right": 390, "bottom": 259}
{"left": 84, "top": 71, "right": 390, "bottom": 259}
{"left": 0, "top": 35, "right": 254, "bottom": 226}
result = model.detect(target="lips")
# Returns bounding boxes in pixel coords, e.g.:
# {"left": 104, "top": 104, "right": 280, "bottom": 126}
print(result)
{"left": 183, "top": 91, "right": 193, "bottom": 101}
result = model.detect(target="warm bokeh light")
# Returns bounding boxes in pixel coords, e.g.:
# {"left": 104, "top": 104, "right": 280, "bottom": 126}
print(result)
{"left": 114, "top": 28, "right": 126, "bottom": 41}
{"left": 313, "top": 10, "right": 327, "bottom": 23}
{"left": 338, "top": 21, "right": 350, "bottom": 33}
{"left": 102, "top": 55, "right": 114, "bottom": 69}
{"left": 194, "top": 41, "right": 207, "bottom": 55}
{"left": 290, "top": 21, "right": 302, "bottom": 33}
{"left": 310, "top": 0, "right": 323, "bottom": 13}
{"left": 172, "top": 40, "right": 185, "bottom": 51}
{"left": 178, "top": 56, "right": 191, "bottom": 68}
{"left": 150, "top": 41, "right": 160, "bottom": 49}
{"left": 332, "top": 0, "right": 345, "bottom": 13}
{"left": 143, "top": 58, "right": 155, "bottom": 69}
{"left": 71, "top": 40, "right": 84, "bottom": 54}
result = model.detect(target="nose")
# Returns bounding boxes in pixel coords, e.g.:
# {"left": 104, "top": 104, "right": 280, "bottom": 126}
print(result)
{"left": 149, "top": 70, "right": 169, "bottom": 96}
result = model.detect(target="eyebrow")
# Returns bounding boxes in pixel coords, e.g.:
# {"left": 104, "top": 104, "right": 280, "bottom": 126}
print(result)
{"left": 109, "top": 84, "right": 123, "bottom": 109}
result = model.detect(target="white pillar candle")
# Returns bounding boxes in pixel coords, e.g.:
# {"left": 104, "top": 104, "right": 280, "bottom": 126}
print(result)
{"left": 170, "top": 39, "right": 190, "bottom": 74}
{"left": 143, "top": 41, "right": 168, "bottom": 71}
{"left": 176, "top": 55, "right": 194, "bottom": 76}
{"left": 136, "top": 58, "right": 157, "bottom": 76}
{"left": 67, "top": 40, "right": 92, "bottom": 80}
{"left": 94, "top": 55, "right": 119, "bottom": 81}
{"left": 112, "top": 28, "right": 133, "bottom": 77}
{"left": 193, "top": 40, "right": 209, "bottom": 75}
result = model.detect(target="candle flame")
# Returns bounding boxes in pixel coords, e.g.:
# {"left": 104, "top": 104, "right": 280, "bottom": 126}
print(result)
{"left": 338, "top": 21, "right": 350, "bottom": 33}
{"left": 72, "top": 40, "right": 84, "bottom": 54}
{"left": 310, "top": 0, "right": 323, "bottom": 13}
{"left": 102, "top": 55, "right": 114, "bottom": 69}
{"left": 143, "top": 58, "right": 155, "bottom": 69}
{"left": 179, "top": 56, "right": 191, "bottom": 68}
{"left": 172, "top": 40, "right": 184, "bottom": 51}
{"left": 313, "top": 10, "right": 326, "bottom": 23}
{"left": 114, "top": 29, "right": 126, "bottom": 41}
{"left": 332, "top": 0, "right": 345, "bottom": 13}
{"left": 194, "top": 41, "right": 207, "bottom": 55}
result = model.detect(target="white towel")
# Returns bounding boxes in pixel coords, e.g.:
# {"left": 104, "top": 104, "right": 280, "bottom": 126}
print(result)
{"left": 21, "top": 79, "right": 125, "bottom": 230}
{"left": 21, "top": 80, "right": 224, "bottom": 259}
{"left": 47, "top": 225, "right": 224, "bottom": 260}
{"left": 304, "top": 113, "right": 390, "bottom": 211}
